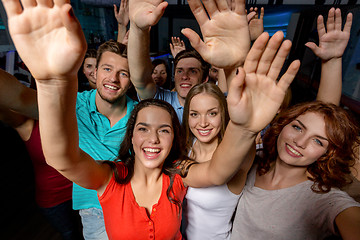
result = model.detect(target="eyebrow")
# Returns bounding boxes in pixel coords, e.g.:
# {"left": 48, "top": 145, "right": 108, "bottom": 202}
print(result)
{"left": 190, "top": 107, "right": 218, "bottom": 112}
{"left": 176, "top": 67, "right": 200, "bottom": 71}
{"left": 136, "top": 122, "right": 172, "bottom": 129}
{"left": 296, "top": 120, "right": 329, "bottom": 141}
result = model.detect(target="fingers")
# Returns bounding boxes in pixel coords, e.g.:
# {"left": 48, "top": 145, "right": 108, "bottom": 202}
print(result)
{"left": 37, "top": 0, "right": 54, "bottom": 7}
{"left": 316, "top": 15, "right": 326, "bottom": 38}
{"left": 21, "top": 0, "right": 36, "bottom": 8}
{"left": 60, "top": 4, "right": 85, "bottom": 46}
{"left": 201, "top": 0, "right": 219, "bottom": 17}
{"left": 259, "top": 7, "right": 264, "bottom": 19}
{"left": 244, "top": 32, "right": 269, "bottom": 74}
{"left": 149, "top": 1, "right": 168, "bottom": 26}
{"left": 267, "top": 39, "right": 292, "bottom": 81}
{"left": 256, "top": 31, "right": 284, "bottom": 76}
{"left": 326, "top": 7, "right": 335, "bottom": 32}
{"left": 214, "top": 0, "right": 229, "bottom": 12}
{"left": 233, "top": 0, "right": 246, "bottom": 15}
{"left": 334, "top": 8, "right": 342, "bottom": 31}
{"left": 187, "top": 0, "right": 209, "bottom": 27}
{"left": 114, "top": 4, "right": 118, "bottom": 16}
{"left": 2, "top": 0, "right": 23, "bottom": 17}
{"left": 247, "top": 11, "right": 256, "bottom": 22}
{"left": 277, "top": 60, "right": 300, "bottom": 92}
{"left": 343, "top": 12, "right": 353, "bottom": 34}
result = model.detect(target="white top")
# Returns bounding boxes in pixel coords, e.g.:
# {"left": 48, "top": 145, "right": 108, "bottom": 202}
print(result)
{"left": 184, "top": 184, "right": 241, "bottom": 240}
{"left": 231, "top": 166, "right": 360, "bottom": 240}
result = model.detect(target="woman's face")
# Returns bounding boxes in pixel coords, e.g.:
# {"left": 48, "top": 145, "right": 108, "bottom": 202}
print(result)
{"left": 276, "top": 112, "right": 329, "bottom": 167}
{"left": 132, "top": 106, "right": 174, "bottom": 170}
{"left": 83, "top": 57, "right": 97, "bottom": 89}
{"left": 152, "top": 64, "right": 167, "bottom": 87}
{"left": 188, "top": 93, "right": 222, "bottom": 144}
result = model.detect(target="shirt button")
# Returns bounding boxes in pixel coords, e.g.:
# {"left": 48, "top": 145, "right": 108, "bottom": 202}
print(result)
{"left": 153, "top": 208, "right": 156, "bottom": 212}
{"left": 150, "top": 235, "right": 154, "bottom": 238}
{"left": 149, "top": 229, "right": 153, "bottom": 232}
{"left": 148, "top": 221, "right": 152, "bottom": 226}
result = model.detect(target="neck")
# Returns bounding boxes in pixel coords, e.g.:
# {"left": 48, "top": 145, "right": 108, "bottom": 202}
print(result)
{"left": 132, "top": 159, "right": 163, "bottom": 186}
{"left": 262, "top": 158, "right": 309, "bottom": 189}
{"left": 177, "top": 94, "right": 185, "bottom": 107}
{"left": 192, "top": 137, "right": 219, "bottom": 163}
{"left": 95, "top": 93, "right": 127, "bottom": 127}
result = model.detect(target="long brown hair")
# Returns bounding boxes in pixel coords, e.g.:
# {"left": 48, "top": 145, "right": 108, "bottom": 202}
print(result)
{"left": 183, "top": 83, "right": 229, "bottom": 156}
{"left": 258, "top": 101, "right": 359, "bottom": 193}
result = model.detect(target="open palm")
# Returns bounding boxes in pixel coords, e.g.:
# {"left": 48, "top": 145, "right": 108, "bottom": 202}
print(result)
{"left": 183, "top": 0, "right": 250, "bottom": 69}
{"left": 3, "top": 1, "right": 86, "bottom": 81}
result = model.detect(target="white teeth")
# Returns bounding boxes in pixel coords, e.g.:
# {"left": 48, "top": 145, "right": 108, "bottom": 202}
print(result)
{"left": 181, "top": 84, "right": 191, "bottom": 87}
{"left": 143, "top": 148, "right": 160, "bottom": 153}
{"left": 199, "top": 130, "right": 210, "bottom": 134}
{"left": 287, "top": 144, "right": 301, "bottom": 156}
{"left": 105, "top": 85, "right": 118, "bottom": 90}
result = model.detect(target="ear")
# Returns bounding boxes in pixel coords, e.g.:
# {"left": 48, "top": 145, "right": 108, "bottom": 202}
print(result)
{"left": 203, "top": 76, "right": 209, "bottom": 83}
{"left": 94, "top": 68, "right": 98, "bottom": 80}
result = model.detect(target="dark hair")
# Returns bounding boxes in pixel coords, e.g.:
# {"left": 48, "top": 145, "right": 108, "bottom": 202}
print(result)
{"left": 103, "top": 99, "right": 187, "bottom": 210}
{"left": 152, "top": 59, "right": 172, "bottom": 89}
{"left": 183, "top": 83, "right": 229, "bottom": 155}
{"left": 85, "top": 48, "right": 97, "bottom": 59}
{"left": 258, "top": 101, "right": 360, "bottom": 193}
{"left": 96, "top": 40, "right": 127, "bottom": 68}
{"left": 174, "top": 49, "right": 210, "bottom": 82}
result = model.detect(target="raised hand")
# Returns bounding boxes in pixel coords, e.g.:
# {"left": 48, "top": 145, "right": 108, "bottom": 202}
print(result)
{"left": 114, "top": 0, "right": 130, "bottom": 27}
{"left": 227, "top": 31, "right": 300, "bottom": 133}
{"left": 305, "top": 8, "right": 352, "bottom": 61}
{"left": 248, "top": 7, "right": 264, "bottom": 41}
{"left": 2, "top": 0, "right": 86, "bottom": 81}
{"left": 129, "top": 0, "right": 168, "bottom": 30}
{"left": 182, "top": 0, "right": 251, "bottom": 69}
{"left": 170, "top": 36, "right": 186, "bottom": 58}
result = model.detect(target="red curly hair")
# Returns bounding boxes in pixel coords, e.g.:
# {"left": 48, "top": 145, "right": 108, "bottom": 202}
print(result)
{"left": 257, "top": 101, "right": 359, "bottom": 193}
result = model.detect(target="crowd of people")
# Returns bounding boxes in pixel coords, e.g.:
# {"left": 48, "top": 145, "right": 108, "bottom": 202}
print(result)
{"left": 0, "top": 0, "right": 359, "bottom": 239}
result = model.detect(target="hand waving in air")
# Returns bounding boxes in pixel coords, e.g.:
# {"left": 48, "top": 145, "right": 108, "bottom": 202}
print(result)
{"left": 227, "top": 31, "right": 300, "bottom": 133}
{"left": 305, "top": 8, "right": 352, "bottom": 61}
{"left": 129, "top": 0, "right": 168, "bottom": 30}
{"left": 170, "top": 37, "right": 186, "bottom": 58}
{"left": 248, "top": 7, "right": 264, "bottom": 41}
{"left": 183, "top": 0, "right": 251, "bottom": 69}
{"left": 2, "top": 0, "right": 86, "bottom": 81}
{"left": 114, "top": 0, "right": 130, "bottom": 27}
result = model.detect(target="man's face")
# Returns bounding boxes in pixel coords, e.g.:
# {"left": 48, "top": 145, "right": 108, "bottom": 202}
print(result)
{"left": 95, "top": 51, "right": 130, "bottom": 104}
{"left": 174, "top": 57, "right": 203, "bottom": 101}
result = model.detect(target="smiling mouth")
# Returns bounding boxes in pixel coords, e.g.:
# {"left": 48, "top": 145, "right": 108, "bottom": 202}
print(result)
{"left": 286, "top": 144, "right": 302, "bottom": 157}
{"left": 104, "top": 84, "right": 119, "bottom": 90}
{"left": 180, "top": 83, "right": 191, "bottom": 88}
{"left": 143, "top": 148, "right": 161, "bottom": 159}
{"left": 197, "top": 129, "right": 211, "bottom": 136}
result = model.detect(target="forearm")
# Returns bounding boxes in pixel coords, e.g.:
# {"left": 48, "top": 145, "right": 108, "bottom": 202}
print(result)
{"left": 128, "top": 23, "right": 156, "bottom": 99}
{"left": 0, "top": 69, "right": 38, "bottom": 119}
{"left": 317, "top": 58, "right": 342, "bottom": 105}
{"left": 217, "top": 69, "right": 228, "bottom": 93}
{"left": 117, "top": 23, "right": 127, "bottom": 43}
{"left": 36, "top": 79, "right": 80, "bottom": 169}
{"left": 208, "top": 121, "right": 256, "bottom": 185}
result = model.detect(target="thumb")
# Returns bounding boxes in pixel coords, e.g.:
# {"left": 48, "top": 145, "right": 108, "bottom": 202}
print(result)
{"left": 181, "top": 28, "right": 207, "bottom": 57}
{"left": 227, "top": 67, "right": 245, "bottom": 106}
{"left": 151, "top": 2, "right": 168, "bottom": 26}
{"left": 305, "top": 42, "right": 320, "bottom": 56}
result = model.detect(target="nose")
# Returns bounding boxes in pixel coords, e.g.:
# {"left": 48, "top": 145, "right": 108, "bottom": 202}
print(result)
{"left": 181, "top": 71, "right": 190, "bottom": 80}
{"left": 293, "top": 135, "right": 306, "bottom": 149}
{"left": 108, "top": 71, "right": 120, "bottom": 82}
{"left": 199, "top": 115, "right": 209, "bottom": 128}
{"left": 149, "top": 131, "right": 160, "bottom": 144}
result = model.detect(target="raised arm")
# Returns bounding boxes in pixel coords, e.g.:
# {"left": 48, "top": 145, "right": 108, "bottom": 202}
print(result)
{"left": 114, "top": 0, "right": 129, "bottom": 43}
{"left": 2, "top": 0, "right": 111, "bottom": 191}
{"left": 305, "top": 8, "right": 352, "bottom": 105}
{"left": 0, "top": 68, "right": 38, "bottom": 119}
{"left": 183, "top": 30, "right": 300, "bottom": 187}
{"left": 127, "top": 0, "right": 167, "bottom": 99}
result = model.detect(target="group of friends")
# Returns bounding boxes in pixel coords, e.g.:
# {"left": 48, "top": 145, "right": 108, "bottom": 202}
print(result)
{"left": 0, "top": 0, "right": 359, "bottom": 239}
